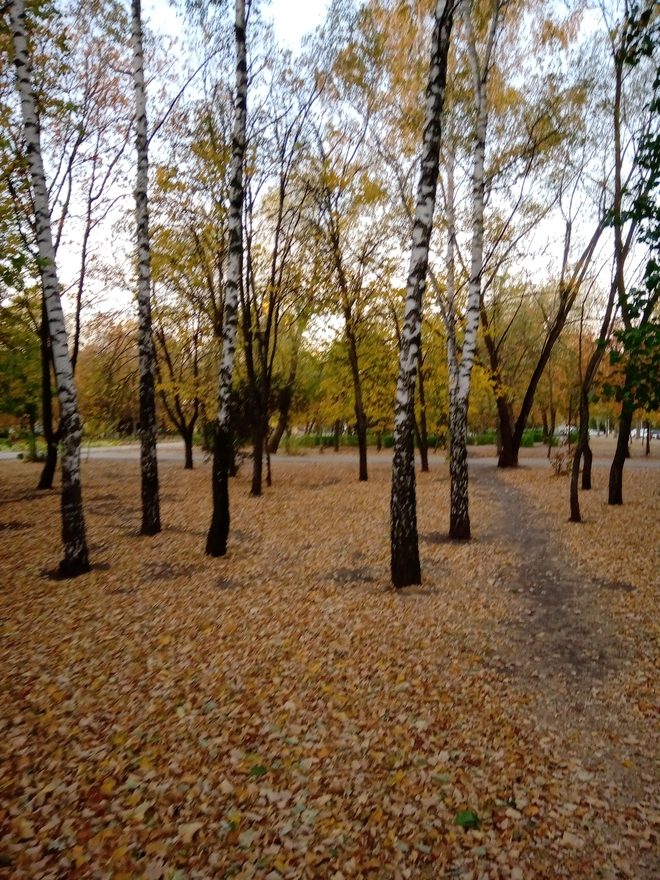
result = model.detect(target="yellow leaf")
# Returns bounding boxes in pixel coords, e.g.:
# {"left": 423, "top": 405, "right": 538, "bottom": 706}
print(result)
{"left": 101, "top": 778, "right": 117, "bottom": 795}
{"left": 110, "top": 845, "right": 128, "bottom": 863}
{"left": 227, "top": 809, "right": 242, "bottom": 826}
{"left": 12, "top": 817, "right": 34, "bottom": 840}
{"left": 71, "top": 845, "right": 87, "bottom": 867}
{"left": 178, "top": 821, "right": 204, "bottom": 844}
{"left": 370, "top": 806, "right": 384, "bottom": 824}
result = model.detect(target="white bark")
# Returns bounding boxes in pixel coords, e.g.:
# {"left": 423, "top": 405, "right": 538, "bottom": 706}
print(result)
{"left": 446, "top": 0, "right": 501, "bottom": 539}
{"left": 9, "top": 0, "right": 89, "bottom": 574}
{"left": 391, "top": 0, "right": 455, "bottom": 587}
{"left": 206, "top": 0, "right": 249, "bottom": 556}
{"left": 455, "top": 0, "right": 499, "bottom": 404}
{"left": 217, "top": 0, "right": 248, "bottom": 433}
{"left": 131, "top": 0, "right": 161, "bottom": 535}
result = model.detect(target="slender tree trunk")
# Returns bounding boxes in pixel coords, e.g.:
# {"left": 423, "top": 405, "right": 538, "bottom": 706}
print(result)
{"left": 496, "top": 396, "right": 517, "bottom": 467}
{"left": 11, "top": 0, "right": 89, "bottom": 576}
{"left": 356, "top": 409, "right": 367, "bottom": 480}
{"left": 132, "top": 0, "right": 160, "bottom": 535}
{"left": 608, "top": 401, "right": 633, "bottom": 505}
{"left": 446, "top": 1, "right": 500, "bottom": 536}
{"left": 333, "top": 419, "right": 341, "bottom": 452}
{"left": 449, "top": 396, "right": 470, "bottom": 538}
{"left": 481, "top": 326, "right": 518, "bottom": 467}
{"left": 207, "top": 0, "right": 248, "bottom": 556}
{"left": 183, "top": 428, "right": 193, "bottom": 470}
{"left": 37, "top": 305, "right": 59, "bottom": 490}
{"left": 391, "top": 0, "right": 454, "bottom": 588}
{"left": 645, "top": 420, "right": 650, "bottom": 456}
{"left": 265, "top": 435, "right": 272, "bottom": 487}
{"left": 569, "top": 389, "right": 590, "bottom": 522}
{"left": 268, "top": 360, "right": 296, "bottom": 453}
{"left": 582, "top": 441, "right": 593, "bottom": 489}
{"left": 251, "top": 402, "right": 265, "bottom": 496}
{"left": 344, "top": 318, "right": 368, "bottom": 481}
{"left": 268, "top": 401, "right": 290, "bottom": 454}
{"left": 417, "top": 350, "right": 429, "bottom": 472}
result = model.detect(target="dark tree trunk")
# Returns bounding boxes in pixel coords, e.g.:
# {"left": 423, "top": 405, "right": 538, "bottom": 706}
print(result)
{"left": 39, "top": 438, "right": 59, "bottom": 490}
{"left": 183, "top": 429, "right": 193, "bottom": 470}
{"left": 251, "top": 406, "right": 265, "bottom": 496}
{"left": 608, "top": 402, "right": 633, "bottom": 505}
{"left": 645, "top": 420, "right": 650, "bottom": 456}
{"left": 206, "top": 426, "right": 231, "bottom": 556}
{"left": 569, "top": 390, "right": 590, "bottom": 522}
{"left": 268, "top": 387, "right": 292, "bottom": 454}
{"left": 334, "top": 419, "right": 341, "bottom": 452}
{"left": 345, "top": 322, "right": 368, "bottom": 480}
{"left": 582, "top": 441, "right": 593, "bottom": 490}
{"left": 497, "top": 397, "right": 517, "bottom": 467}
{"left": 417, "top": 358, "right": 429, "bottom": 472}
{"left": 449, "top": 396, "right": 470, "bottom": 539}
{"left": 541, "top": 409, "right": 549, "bottom": 442}
{"left": 265, "top": 438, "right": 272, "bottom": 487}
{"left": 356, "top": 410, "right": 368, "bottom": 481}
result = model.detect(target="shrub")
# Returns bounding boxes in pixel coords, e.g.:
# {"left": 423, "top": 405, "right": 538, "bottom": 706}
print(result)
{"left": 467, "top": 430, "right": 497, "bottom": 446}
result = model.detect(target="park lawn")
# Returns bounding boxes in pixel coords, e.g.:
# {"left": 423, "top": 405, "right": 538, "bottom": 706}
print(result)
{"left": 0, "top": 456, "right": 658, "bottom": 879}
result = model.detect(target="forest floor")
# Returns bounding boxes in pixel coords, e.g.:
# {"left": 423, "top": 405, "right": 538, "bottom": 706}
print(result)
{"left": 0, "top": 454, "right": 658, "bottom": 880}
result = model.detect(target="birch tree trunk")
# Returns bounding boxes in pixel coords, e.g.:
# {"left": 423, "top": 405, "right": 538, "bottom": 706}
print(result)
{"left": 206, "top": 0, "right": 248, "bottom": 556}
{"left": 131, "top": 0, "right": 161, "bottom": 535}
{"left": 390, "top": 0, "right": 454, "bottom": 588}
{"left": 10, "top": 0, "right": 90, "bottom": 576}
{"left": 448, "top": 0, "right": 499, "bottom": 540}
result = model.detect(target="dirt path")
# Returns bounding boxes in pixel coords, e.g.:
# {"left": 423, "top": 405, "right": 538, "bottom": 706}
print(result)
{"left": 472, "top": 466, "right": 628, "bottom": 688}
{"left": 471, "top": 466, "right": 658, "bottom": 879}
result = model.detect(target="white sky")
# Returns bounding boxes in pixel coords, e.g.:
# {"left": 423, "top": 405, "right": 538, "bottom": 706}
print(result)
{"left": 270, "top": 0, "right": 330, "bottom": 49}
{"left": 142, "top": 0, "right": 331, "bottom": 51}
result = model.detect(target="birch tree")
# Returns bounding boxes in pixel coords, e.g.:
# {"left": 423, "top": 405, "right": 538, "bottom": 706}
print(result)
{"left": 206, "top": 0, "right": 249, "bottom": 557}
{"left": 390, "top": 0, "right": 455, "bottom": 588}
{"left": 131, "top": 0, "right": 160, "bottom": 534}
{"left": 606, "top": 0, "right": 659, "bottom": 506}
{"left": 8, "top": 0, "right": 90, "bottom": 575}
{"left": 442, "top": 0, "right": 503, "bottom": 540}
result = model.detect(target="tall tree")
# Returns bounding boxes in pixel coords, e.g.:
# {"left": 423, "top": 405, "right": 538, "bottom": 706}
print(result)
{"left": 444, "top": 0, "right": 503, "bottom": 539}
{"left": 9, "top": 0, "right": 90, "bottom": 575}
{"left": 240, "top": 58, "right": 318, "bottom": 495}
{"left": 206, "top": 0, "right": 249, "bottom": 556}
{"left": 390, "top": 0, "right": 454, "bottom": 588}
{"left": 131, "top": 0, "right": 160, "bottom": 534}
{"left": 606, "top": 0, "right": 659, "bottom": 505}
{"left": 2, "top": 0, "right": 133, "bottom": 490}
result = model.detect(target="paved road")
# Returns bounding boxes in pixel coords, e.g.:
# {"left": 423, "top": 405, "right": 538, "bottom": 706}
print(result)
{"left": 3, "top": 441, "right": 658, "bottom": 469}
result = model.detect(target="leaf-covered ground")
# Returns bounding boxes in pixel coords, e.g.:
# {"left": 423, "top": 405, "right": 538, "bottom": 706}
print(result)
{"left": 0, "top": 454, "right": 658, "bottom": 879}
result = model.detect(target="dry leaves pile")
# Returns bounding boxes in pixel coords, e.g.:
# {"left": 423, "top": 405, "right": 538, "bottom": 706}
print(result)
{"left": 0, "top": 453, "right": 658, "bottom": 880}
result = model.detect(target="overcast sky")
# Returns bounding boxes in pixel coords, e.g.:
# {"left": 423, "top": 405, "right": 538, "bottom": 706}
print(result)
{"left": 270, "top": 0, "right": 330, "bottom": 49}
{"left": 143, "top": 0, "right": 330, "bottom": 51}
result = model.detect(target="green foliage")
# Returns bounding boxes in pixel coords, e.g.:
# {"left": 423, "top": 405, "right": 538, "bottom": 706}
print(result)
{"left": 0, "top": 297, "right": 41, "bottom": 426}
{"left": 606, "top": 322, "right": 660, "bottom": 413}
{"left": 454, "top": 809, "right": 480, "bottom": 830}
{"left": 468, "top": 430, "right": 497, "bottom": 446}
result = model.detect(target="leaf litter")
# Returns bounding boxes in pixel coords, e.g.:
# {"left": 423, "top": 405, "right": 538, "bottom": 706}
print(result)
{"left": 0, "top": 455, "right": 657, "bottom": 879}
